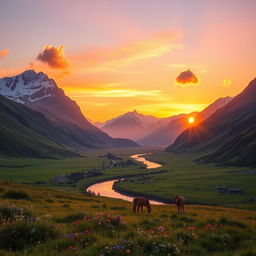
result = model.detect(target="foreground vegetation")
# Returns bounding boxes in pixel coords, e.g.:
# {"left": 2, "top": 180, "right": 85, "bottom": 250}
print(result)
{"left": 0, "top": 182, "right": 256, "bottom": 256}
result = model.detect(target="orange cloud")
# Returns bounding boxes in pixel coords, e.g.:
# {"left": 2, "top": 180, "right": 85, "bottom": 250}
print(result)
{"left": 176, "top": 69, "right": 199, "bottom": 86}
{"left": 223, "top": 79, "right": 232, "bottom": 87}
{"left": 0, "top": 49, "right": 9, "bottom": 58}
{"left": 73, "top": 32, "right": 181, "bottom": 70}
{"left": 37, "top": 45, "right": 69, "bottom": 69}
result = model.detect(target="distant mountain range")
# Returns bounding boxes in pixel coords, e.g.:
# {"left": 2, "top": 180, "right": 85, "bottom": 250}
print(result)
{"left": 166, "top": 78, "right": 256, "bottom": 166}
{"left": 96, "top": 110, "right": 160, "bottom": 140}
{"left": 97, "top": 97, "right": 232, "bottom": 147}
{"left": 0, "top": 70, "right": 137, "bottom": 158}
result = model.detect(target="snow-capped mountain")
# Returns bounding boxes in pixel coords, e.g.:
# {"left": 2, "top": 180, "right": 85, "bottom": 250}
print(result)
{"left": 100, "top": 110, "right": 160, "bottom": 140}
{"left": 0, "top": 70, "right": 56, "bottom": 104}
{"left": 0, "top": 70, "right": 138, "bottom": 149}
{"left": 0, "top": 70, "right": 91, "bottom": 128}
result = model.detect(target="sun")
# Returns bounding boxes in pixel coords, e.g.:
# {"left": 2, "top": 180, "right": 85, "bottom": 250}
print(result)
{"left": 188, "top": 116, "right": 195, "bottom": 124}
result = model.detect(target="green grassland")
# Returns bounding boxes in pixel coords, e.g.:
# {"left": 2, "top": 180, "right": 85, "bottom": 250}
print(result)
{"left": 0, "top": 182, "right": 256, "bottom": 256}
{"left": 115, "top": 152, "right": 256, "bottom": 209}
{"left": 0, "top": 147, "right": 256, "bottom": 209}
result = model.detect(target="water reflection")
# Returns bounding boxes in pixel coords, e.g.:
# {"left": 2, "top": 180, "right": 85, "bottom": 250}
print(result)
{"left": 86, "top": 153, "right": 164, "bottom": 205}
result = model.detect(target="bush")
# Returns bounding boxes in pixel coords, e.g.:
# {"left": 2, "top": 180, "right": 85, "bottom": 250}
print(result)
{"left": 55, "top": 213, "right": 85, "bottom": 223}
{"left": 0, "top": 221, "right": 59, "bottom": 250}
{"left": 0, "top": 204, "right": 33, "bottom": 223}
{"left": 2, "top": 190, "right": 30, "bottom": 200}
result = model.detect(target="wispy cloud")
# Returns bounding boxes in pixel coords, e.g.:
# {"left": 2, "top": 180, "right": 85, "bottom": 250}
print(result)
{"left": 0, "top": 49, "right": 9, "bottom": 59}
{"left": 133, "top": 102, "right": 207, "bottom": 117}
{"left": 73, "top": 32, "right": 182, "bottom": 71}
{"left": 37, "top": 45, "right": 69, "bottom": 69}
{"left": 66, "top": 88, "right": 163, "bottom": 98}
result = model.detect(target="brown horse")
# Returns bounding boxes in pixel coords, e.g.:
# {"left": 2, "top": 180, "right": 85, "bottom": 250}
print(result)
{"left": 173, "top": 195, "right": 185, "bottom": 213}
{"left": 133, "top": 197, "right": 151, "bottom": 213}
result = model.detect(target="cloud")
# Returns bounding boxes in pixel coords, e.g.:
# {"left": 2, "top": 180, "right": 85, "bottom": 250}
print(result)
{"left": 66, "top": 88, "right": 163, "bottom": 98}
{"left": 176, "top": 69, "right": 199, "bottom": 86}
{"left": 73, "top": 32, "right": 182, "bottom": 71}
{"left": 37, "top": 45, "right": 69, "bottom": 69}
{"left": 0, "top": 49, "right": 9, "bottom": 58}
{"left": 223, "top": 79, "right": 232, "bottom": 87}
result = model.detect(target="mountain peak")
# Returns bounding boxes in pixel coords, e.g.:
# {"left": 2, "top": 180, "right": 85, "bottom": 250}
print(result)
{"left": 0, "top": 69, "right": 57, "bottom": 104}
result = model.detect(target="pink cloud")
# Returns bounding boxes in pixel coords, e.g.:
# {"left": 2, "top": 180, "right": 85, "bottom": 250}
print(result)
{"left": 0, "top": 49, "right": 9, "bottom": 59}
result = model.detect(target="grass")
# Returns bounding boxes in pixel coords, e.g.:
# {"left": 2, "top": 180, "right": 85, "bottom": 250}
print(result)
{"left": 0, "top": 147, "right": 256, "bottom": 208}
{"left": 114, "top": 151, "right": 256, "bottom": 209}
{"left": 0, "top": 181, "right": 255, "bottom": 256}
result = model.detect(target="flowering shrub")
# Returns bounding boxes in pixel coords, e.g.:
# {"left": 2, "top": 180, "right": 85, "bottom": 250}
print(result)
{"left": 2, "top": 190, "right": 30, "bottom": 200}
{"left": 0, "top": 203, "right": 33, "bottom": 224}
{"left": 0, "top": 221, "right": 58, "bottom": 250}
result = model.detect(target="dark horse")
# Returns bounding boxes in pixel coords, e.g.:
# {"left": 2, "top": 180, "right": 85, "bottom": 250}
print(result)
{"left": 173, "top": 195, "right": 185, "bottom": 213}
{"left": 133, "top": 197, "right": 151, "bottom": 213}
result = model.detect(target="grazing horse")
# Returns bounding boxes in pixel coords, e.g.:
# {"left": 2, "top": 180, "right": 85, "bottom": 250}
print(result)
{"left": 173, "top": 195, "right": 185, "bottom": 213}
{"left": 133, "top": 197, "right": 151, "bottom": 213}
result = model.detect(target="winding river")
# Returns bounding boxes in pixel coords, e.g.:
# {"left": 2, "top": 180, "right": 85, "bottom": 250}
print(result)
{"left": 86, "top": 153, "right": 164, "bottom": 205}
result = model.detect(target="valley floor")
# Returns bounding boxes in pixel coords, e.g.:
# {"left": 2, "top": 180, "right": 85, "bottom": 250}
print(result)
{"left": 0, "top": 182, "right": 256, "bottom": 256}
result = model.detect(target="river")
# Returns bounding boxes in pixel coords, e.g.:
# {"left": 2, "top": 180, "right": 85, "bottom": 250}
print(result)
{"left": 86, "top": 153, "right": 164, "bottom": 205}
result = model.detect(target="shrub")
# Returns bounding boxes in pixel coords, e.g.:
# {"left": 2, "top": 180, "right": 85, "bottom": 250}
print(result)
{"left": 175, "top": 231, "right": 194, "bottom": 245}
{"left": 200, "top": 233, "right": 231, "bottom": 252}
{"left": 2, "top": 190, "right": 30, "bottom": 200}
{"left": 0, "top": 204, "right": 33, "bottom": 223}
{"left": 218, "top": 216, "right": 247, "bottom": 228}
{"left": 55, "top": 213, "right": 85, "bottom": 223}
{"left": 0, "top": 221, "right": 59, "bottom": 250}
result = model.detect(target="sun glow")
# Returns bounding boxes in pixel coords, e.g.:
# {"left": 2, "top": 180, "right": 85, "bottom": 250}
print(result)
{"left": 188, "top": 116, "right": 195, "bottom": 124}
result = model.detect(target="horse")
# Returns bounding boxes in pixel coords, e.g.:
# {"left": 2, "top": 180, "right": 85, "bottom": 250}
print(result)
{"left": 133, "top": 196, "right": 151, "bottom": 213}
{"left": 173, "top": 195, "right": 185, "bottom": 213}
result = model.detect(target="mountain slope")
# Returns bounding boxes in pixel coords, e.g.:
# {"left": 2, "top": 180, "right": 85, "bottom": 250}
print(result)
{"left": 198, "top": 125, "right": 256, "bottom": 167}
{"left": 101, "top": 110, "right": 160, "bottom": 140}
{"left": 0, "top": 95, "right": 80, "bottom": 158}
{"left": 0, "top": 71, "right": 138, "bottom": 150}
{"left": 138, "top": 97, "right": 231, "bottom": 147}
{"left": 166, "top": 78, "right": 256, "bottom": 152}
{"left": 0, "top": 70, "right": 90, "bottom": 128}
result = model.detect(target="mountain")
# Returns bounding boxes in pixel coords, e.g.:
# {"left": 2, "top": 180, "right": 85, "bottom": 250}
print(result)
{"left": 100, "top": 110, "right": 160, "bottom": 140}
{"left": 198, "top": 125, "right": 256, "bottom": 167}
{"left": 138, "top": 97, "right": 232, "bottom": 147}
{"left": 166, "top": 78, "right": 256, "bottom": 153}
{"left": 0, "top": 71, "right": 138, "bottom": 156}
{"left": 0, "top": 94, "right": 137, "bottom": 158}
{"left": 0, "top": 70, "right": 93, "bottom": 128}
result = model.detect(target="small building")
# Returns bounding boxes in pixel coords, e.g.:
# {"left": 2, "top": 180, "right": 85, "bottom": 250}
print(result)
{"left": 217, "top": 187, "right": 228, "bottom": 193}
{"left": 228, "top": 188, "right": 244, "bottom": 195}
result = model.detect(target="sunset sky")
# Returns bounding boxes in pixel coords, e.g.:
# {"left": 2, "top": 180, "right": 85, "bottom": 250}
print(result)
{"left": 0, "top": 0, "right": 255, "bottom": 122}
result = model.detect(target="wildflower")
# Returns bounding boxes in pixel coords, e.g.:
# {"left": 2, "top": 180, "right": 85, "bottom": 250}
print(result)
{"left": 126, "top": 249, "right": 131, "bottom": 254}
{"left": 157, "top": 226, "right": 165, "bottom": 232}
{"left": 147, "top": 229, "right": 154, "bottom": 233}
{"left": 68, "top": 246, "right": 78, "bottom": 251}
{"left": 187, "top": 226, "right": 196, "bottom": 231}
{"left": 83, "top": 229, "right": 92, "bottom": 235}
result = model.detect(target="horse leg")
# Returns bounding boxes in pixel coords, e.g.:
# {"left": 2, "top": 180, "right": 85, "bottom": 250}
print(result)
{"left": 133, "top": 203, "right": 137, "bottom": 213}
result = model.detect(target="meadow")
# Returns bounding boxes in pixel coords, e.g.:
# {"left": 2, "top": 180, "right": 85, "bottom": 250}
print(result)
{"left": 1, "top": 147, "right": 256, "bottom": 209}
{"left": 0, "top": 181, "right": 256, "bottom": 256}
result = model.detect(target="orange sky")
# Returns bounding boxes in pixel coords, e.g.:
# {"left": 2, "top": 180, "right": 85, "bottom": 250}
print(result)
{"left": 1, "top": 1, "right": 255, "bottom": 121}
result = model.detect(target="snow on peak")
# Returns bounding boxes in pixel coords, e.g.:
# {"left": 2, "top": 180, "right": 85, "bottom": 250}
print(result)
{"left": 0, "top": 70, "right": 58, "bottom": 104}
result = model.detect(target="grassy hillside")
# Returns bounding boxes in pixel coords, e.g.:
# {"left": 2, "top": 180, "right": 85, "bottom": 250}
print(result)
{"left": 0, "top": 95, "right": 79, "bottom": 158}
{"left": 0, "top": 95, "right": 138, "bottom": 159}
{"left": 0, "top": 148, "right": 256, "bottom": 209}
{"left": 0, "top": 182, "right": 255, "bottom": 256}
{"left": 198, "top": 126, "right": 256, "bottom": 167}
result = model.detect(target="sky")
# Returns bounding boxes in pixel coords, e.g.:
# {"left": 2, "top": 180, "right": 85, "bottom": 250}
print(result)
{"left": 0, "top": 0, "right": 255, "bottom": 122}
